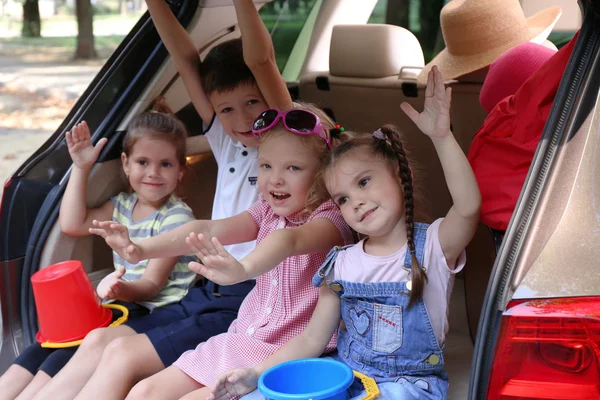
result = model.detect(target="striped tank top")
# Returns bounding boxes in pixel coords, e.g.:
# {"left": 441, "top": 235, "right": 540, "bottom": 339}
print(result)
{"left": 110, "top": 192, "right": 196, "bottom": 310}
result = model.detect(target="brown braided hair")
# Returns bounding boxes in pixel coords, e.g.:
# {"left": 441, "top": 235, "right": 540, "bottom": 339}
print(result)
{"left": 320, "top": 124, "right": 427, "bottom": 307}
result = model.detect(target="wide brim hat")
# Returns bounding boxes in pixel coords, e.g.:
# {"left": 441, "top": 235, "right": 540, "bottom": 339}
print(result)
{"left": 417, "top": 0, "right": 562, "bottom": 84}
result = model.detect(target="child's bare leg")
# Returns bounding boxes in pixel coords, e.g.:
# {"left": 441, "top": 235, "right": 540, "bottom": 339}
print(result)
{"left": 126, "top": 365, "right": 203, "bottom": 400}
{"left": 179, "top": 387, "right": 213, "bottom": 400}
{"left": 0, "top": 365, "right": 33, "bottom": 400}
{"left": 14, "top": 371, "right": 51, "bottom": 400}
{"left": 33, "top": 325, "right": 137, "bottom": 400}
{"left": 74, "top": 333, "right": 165, "bottom": 400}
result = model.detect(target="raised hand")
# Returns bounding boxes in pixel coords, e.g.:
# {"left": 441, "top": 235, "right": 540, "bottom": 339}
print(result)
{"left": 206, "top": 368, "right": 260, "bottom": 400}
{"left": 89, "top": 220, "right": 142, "bottom": 264}
{"left": 186, "top": 233, "right": 248, "bottom": 285}
{"left": 65, "top": 121, "right": 108, "bottom": 170}
{"left": 400, "top": 65, "right": 452, "bottom": 140}
{"left": 96, "top": 266, "right": 126, "bottom": 300}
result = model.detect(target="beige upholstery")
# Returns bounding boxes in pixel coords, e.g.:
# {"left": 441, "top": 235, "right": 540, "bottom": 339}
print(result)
{"left": 329, "top": 24, "right": 424, "bottom": 79}
{"left": 39, "top": 160, "right": 126, "bottom": 276}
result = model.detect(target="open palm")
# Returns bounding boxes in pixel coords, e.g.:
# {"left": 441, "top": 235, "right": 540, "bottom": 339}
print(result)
{"left": 206, "top": 368, "right": 259, "bottom": 400}
{"left": 400, "top": 65, "right": 451, "bottom": 140}
{"left": 89, "top": 220, "right": 142, "bottom": 264}
{"left": 186, "top": 233, "right": 248, "bottom": 285}
{"left": 66, "top": 121, "right": 107, "bottom": 170}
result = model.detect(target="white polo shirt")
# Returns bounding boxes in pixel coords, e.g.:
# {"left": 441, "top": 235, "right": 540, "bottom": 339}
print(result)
{"left": 204, "top": 116, "right": 259, "bottom": 260}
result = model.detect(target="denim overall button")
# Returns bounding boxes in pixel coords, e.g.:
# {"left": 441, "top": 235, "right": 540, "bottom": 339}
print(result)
{"left": 406, "top": 281, "right": 412, "bottom": 291}
{"left": 330, "top": 283, "right": 343, "bottom": 292}
{"left": 426, "top": 354, "right": 440, "bottom": 365}
{"left": 340, "top": 320, "right": 347, "bottom": 330}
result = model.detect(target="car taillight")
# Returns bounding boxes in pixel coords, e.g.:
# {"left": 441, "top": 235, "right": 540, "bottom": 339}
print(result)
{"left": 487, "top": 297, "right": 600, "bottom": 399}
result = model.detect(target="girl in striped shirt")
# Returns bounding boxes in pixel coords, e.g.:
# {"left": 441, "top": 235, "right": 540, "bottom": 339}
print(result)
{"left": 1, "top": 110, "right": 196, "bottom": 400}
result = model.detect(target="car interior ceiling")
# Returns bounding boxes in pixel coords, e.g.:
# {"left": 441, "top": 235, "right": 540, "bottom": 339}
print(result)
{"left": 34, "top": 10, "right": 500, "bottom": 400}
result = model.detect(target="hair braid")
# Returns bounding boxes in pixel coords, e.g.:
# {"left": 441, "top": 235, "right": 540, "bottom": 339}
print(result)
{"left": 381, "top": 126, "right": 427, "bottom": 308}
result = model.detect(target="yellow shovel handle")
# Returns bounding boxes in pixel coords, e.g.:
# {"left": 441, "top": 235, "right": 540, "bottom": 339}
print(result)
{"left": 354, "top": 370, "right": 380, "bottom": 400}
{"left": 40, "top": 303, "right": 129, "bottom": 349}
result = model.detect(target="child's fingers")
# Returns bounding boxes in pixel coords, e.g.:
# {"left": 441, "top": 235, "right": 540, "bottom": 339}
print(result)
{"left": 94, "top": 137, "right": 108, "bottom": 156}
{"left": 211, "top": 237, "right": 229, "bottom": 258}
{"left": 188, "top": 261, "right": 205, "bottom": 275}
{"left": 116, "top": 266, "right": 126, "bottom": 278}
{"left": 65, "top": 130, "right": 74, "bottom": 147}
{"left": 445, "top": 86, "right": 452, "bottom": 109}
{"left": 433, "top": 65, "right": 445, "bottom": 98}
{"left": 198, "top": 235, "right": 218, "bottom": 256}
{"left": 89, "top": 228, "right": 108, "bottom": 239}
{"left": 186, "top": 233, "right": 203, "bottom": 251}
{"left": 95, "top": 220, "right": 114, "bottom": 229}
{"left": 425, "top": 68, "right": 434, "bottom": 98}
{"left": 400, "top": 102, "right": 419, "bottom": 124}
{"left": 109, "top": 223, "right": 128, "bottom": 233}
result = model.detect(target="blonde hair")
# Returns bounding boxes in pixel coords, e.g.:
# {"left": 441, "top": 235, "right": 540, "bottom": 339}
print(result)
{"left": 259, "top": 102, "right": 340, "bottom": 215}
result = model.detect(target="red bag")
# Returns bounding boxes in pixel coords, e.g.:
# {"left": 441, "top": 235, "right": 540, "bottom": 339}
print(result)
{"left": 467, "top": 32, "right": 578, "bottom": 231}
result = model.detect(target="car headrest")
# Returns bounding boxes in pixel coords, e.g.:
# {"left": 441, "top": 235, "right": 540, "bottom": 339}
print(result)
{"left": 329, "top": 24, "right": 424, "bottom": 79}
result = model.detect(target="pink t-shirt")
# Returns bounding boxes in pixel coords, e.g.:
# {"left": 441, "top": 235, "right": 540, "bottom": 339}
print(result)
{"left": 174, "top": 196, "right": 353, "bottom": 389}
{"left": 329, "top": 218, "right": 465, "bottom": 346}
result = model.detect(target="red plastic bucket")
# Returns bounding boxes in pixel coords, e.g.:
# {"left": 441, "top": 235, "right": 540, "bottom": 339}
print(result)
{"left": 31, "top": 260, "right": 113, "bottom": 345}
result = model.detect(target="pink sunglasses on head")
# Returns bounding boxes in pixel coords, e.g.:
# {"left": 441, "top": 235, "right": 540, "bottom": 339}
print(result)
{"left": 252, "top": 108, "right": 332, "bottom": 149}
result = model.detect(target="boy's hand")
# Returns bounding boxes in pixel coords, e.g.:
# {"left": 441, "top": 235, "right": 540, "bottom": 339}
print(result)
{"left": 206, "top": 368, "right": 260, "bottom": 400}
{"left": 186, "top": 233, "right": 248, "bottom": 285}
{"left": 66, "top": 121, "right": 108, "bottom": 170}
{"left": 400, "top": 65, "right": 452, "bottom": 140}
{"left": 96, "top": 266, "right": 126, "bottom": 300}
{"left": 90, "top": 220, "right": 143, "bottom": 264}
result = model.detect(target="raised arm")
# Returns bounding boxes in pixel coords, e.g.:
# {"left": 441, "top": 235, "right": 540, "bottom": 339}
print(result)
{"left": 59, "top": 122, "right": 112, "bottom": 236}
{"left": 208, "top": 285, "right": 341, "bottom": 400}
{"left": 233, "top": 0, "right": 293, "bottom": 110}
{"left": 146, "top": 0, "right": 214, "bottom": 125}
{"left": 188, "top": 218, "right": 345, "bottom": 285}
{"left": 186, "top": 135, "right": 212, "bottom": 155}
{"left": 401, "top": 66, "right": 481, "bottom": 267}
{"left": 90, "top": 211, "right": 259, "bottom": 264}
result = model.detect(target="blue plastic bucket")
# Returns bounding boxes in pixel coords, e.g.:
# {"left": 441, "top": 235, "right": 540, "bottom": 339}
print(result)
{"left": 258, "top": 358, "right": 353, "bottom": 400}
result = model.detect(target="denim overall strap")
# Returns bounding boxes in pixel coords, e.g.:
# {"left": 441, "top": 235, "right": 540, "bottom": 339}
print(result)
{"left": 312, "top": 245, "right": 353, "bottom": 288}
{"left": 402, "top": 222, "right": 429, "bottom": 269}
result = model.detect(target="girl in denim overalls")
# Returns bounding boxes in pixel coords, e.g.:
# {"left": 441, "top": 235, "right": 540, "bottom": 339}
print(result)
{"left": 208, "top": 66, "right": 481, "bottom": 400}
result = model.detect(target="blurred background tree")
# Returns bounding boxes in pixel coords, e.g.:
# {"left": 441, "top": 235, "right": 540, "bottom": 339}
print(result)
{"left": 22, "top": 0, "right": 40, "bottom": 36}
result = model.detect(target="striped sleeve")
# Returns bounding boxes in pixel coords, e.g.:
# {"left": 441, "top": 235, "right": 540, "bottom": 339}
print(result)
{"left": 159, "top": 200, "right": 195, "bottom": 234}
{"left": 309, "top": 199, "right": 355, "bottom": 245}
{"left": 111, "top": 192, "right": 133, "bottom": 223}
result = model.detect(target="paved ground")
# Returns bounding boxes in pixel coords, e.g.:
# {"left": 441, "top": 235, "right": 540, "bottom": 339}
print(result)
{"left": 0, "top": 54, "right": 101, "bottom": 198}
{"left": 0, "top": 15, "right": 141, "bottom": 198}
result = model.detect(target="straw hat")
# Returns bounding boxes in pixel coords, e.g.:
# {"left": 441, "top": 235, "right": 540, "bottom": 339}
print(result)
{"left": 417, "top": 0, "right": 561, "bottom": 84}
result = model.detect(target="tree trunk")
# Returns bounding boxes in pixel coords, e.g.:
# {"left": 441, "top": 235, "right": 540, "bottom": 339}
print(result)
{"left": 74, "top": 0, "right": 97, "bottom": 59}
{"left": 419, "top": 0, "right": 445, "bottom": 61}
{"left": 22, "top": 0, "right": 41, "bottom": 37}
{"left": 385, "top": 0, "right": 410, "bottom": 29}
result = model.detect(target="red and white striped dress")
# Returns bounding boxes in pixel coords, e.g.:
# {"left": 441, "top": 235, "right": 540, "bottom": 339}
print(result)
{"left": 173, "top": 196, "right": 353, "bottom": 388}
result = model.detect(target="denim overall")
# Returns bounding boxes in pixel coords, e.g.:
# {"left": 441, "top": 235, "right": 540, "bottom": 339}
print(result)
{"left": 313, "top": 223, "right": 448, "bottom": 399}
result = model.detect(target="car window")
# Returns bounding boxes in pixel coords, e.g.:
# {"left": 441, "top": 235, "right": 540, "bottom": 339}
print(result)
{"left": 259, "top": 0, "right": 320, "bottom": 80}
{"left": 368, "top": 0, "right": 581, "bottom": 62}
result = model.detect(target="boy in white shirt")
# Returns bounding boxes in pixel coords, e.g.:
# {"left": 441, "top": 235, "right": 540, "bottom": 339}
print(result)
{"left": 31, "top": 1, "right": 278, "bottom": 398}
